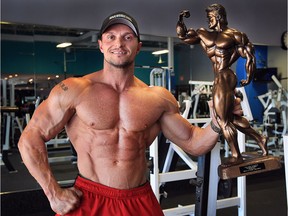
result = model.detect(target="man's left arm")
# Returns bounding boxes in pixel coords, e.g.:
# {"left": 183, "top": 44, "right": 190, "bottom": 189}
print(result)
{"left": 158, "top": 90, "right": 220, "bottom": 156}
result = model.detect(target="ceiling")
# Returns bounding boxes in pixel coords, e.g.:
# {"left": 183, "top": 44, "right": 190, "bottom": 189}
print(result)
{"left": 1, "top": 0, "right": 287, "bottom": 46}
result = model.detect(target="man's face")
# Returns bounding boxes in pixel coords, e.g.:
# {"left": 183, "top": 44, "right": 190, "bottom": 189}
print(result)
{"left": 98, "top": 24, "right": 142, "bottom": 68}
{"left": 207, "top": 11, "right": 218, "bottom": 29}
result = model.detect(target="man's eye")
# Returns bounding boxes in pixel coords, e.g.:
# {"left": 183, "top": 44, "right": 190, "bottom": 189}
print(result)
{"left": 125, "top": 35, "right": 133, "bottom": 40}
{"left": 107, "top": 35, "right": 115, "bottom": 40}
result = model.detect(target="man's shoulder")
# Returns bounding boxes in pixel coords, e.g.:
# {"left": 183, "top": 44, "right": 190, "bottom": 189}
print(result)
{"left": 59, "top": 77, "right": 87, "bottom": 91}
{"left": 65, "top": 72, "right": 100, "bottom": 86}
{"left": 51, "top": 76, "right": 93, "bottom": 99}
{"left": 146, "top": 86, "right": 178, "bottom": 104}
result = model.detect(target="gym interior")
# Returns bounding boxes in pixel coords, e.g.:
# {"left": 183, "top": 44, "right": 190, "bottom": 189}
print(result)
{"left": 1, "top": 1, "right": 287, "bottom": 215}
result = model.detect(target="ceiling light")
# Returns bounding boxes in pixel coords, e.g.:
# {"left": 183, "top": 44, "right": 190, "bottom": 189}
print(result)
{"left": 152, "top": 49, "right": 169, "bottom": 55}
{"left": 0, "top": 21, "right": 11, "bottom": 25}
{"left": 56, "top": 42, "right": 72, "bottom": 48}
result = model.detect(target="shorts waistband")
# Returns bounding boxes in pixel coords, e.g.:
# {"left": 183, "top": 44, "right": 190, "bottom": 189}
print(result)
{"left": 74, "top": 175, "right": 152, "bottom": 198}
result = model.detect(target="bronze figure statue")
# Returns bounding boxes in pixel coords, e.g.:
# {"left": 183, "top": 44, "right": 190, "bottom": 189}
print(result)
{"left": 176, "top": 4, "right": 269, "bottom": 168}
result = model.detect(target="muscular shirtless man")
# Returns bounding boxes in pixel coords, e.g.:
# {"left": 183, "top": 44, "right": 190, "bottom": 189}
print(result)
{"left": 176, "top": 4, "right": 267, "bottom": 165}
{"left": 18, "top": 11, "right": 242, "bottom": 215}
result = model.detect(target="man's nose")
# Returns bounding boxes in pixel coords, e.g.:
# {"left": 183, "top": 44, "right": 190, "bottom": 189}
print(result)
{"left": 114, "top": 37, "right": 124, "bottom": 47}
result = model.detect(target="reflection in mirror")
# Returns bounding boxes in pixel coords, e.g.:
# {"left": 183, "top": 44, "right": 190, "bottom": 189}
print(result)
{"left": 1, "top": 22, "right": 172, "bottom": 192}
{"left": 1, "top": 22, "right": 171, "bottom": 106}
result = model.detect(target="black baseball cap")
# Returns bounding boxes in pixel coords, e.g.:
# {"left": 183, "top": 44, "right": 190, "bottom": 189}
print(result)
{"left": 99, "top": 11, "right": 140, "bottom": 41}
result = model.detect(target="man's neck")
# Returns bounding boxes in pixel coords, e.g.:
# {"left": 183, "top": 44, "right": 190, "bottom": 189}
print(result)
{"left": 102, "top": 64, "right": 135, "bottom": 92}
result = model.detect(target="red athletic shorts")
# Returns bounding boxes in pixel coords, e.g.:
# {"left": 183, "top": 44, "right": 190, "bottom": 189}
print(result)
{"left": 57, "top": 175, "right": 164, "bottom": 216}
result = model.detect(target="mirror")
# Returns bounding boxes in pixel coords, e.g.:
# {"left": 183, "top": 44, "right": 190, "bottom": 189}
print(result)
{"left": 1, "top": 22, "right": 173, "bottom": 103}
{"left": 1, "top": 22, "right": 287, "bottom": 193}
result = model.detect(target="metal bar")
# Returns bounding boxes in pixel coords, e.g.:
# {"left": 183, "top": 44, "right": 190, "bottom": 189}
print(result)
{"left": 207, "top": 142, "right": 221, "bottom": 216}
{"left": 238, "top": 131, "right": 247, "bottom": 216}
{"left": 195, "top": 152, "right": 211, "bottom": 216}
{"left": 283, "top": 135, "right": 288, "bottom": 216}
{"left": 159, "top": 170, "right": 197, "bottom": 183}
{"left": 48, "top": 155, "right": 74, "bottom": 163}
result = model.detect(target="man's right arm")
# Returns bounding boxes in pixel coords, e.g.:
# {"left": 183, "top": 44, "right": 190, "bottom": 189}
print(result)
{"left": 18, "top": 78, "right": 83, "bottom": 214}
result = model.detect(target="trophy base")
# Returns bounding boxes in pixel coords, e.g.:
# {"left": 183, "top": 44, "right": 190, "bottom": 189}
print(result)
{"left": 218, "top": 153, "right": 282, "bottom": 180}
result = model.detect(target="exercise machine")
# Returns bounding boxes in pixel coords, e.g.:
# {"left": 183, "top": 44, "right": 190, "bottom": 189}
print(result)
{"left": 188, "top": 80, "right": 213, "bottom": 121}
{"left": 149, "top": 67, "right": 173, "bottom": 91}
{"left": 247, "top": 75, "right": 287, "bottom": 156}
{"left": 1, "top": 106, "right": 20, "bottom": 173}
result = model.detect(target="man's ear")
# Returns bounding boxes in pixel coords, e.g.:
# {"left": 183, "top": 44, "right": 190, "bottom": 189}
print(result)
{"left": 137, "top": 41, "right": 142, "bottom": 54}
{"left": 98, "top": 39, "right": 104, "bottom": 53}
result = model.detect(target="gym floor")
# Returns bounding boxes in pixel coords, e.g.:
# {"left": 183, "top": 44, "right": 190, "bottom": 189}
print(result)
{"left": 1, "top": 147, "right": 287, "bottom": 216}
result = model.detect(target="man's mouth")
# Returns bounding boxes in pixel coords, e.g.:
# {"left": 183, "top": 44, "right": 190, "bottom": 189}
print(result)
{"left": 111, "top": 50, "right": 127, "bottom": 55}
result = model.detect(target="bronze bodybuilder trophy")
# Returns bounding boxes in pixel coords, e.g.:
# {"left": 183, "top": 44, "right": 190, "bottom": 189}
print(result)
{"left": 176, "top": 3, "right": 281, "bottom": 179}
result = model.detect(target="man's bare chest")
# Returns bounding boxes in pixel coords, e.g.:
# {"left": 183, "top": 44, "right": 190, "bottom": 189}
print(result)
{"left": 73, "top": 87, "right": 163, "bottom": 131}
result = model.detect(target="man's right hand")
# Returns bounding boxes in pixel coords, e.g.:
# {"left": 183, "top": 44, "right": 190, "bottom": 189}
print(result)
{"left": 50, "top": 187, "right": 83, "bottom": 215}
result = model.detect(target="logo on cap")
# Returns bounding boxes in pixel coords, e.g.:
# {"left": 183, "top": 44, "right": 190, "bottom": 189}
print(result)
{"left": 109, "top": 14, "right": 133, "bottom": 23}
